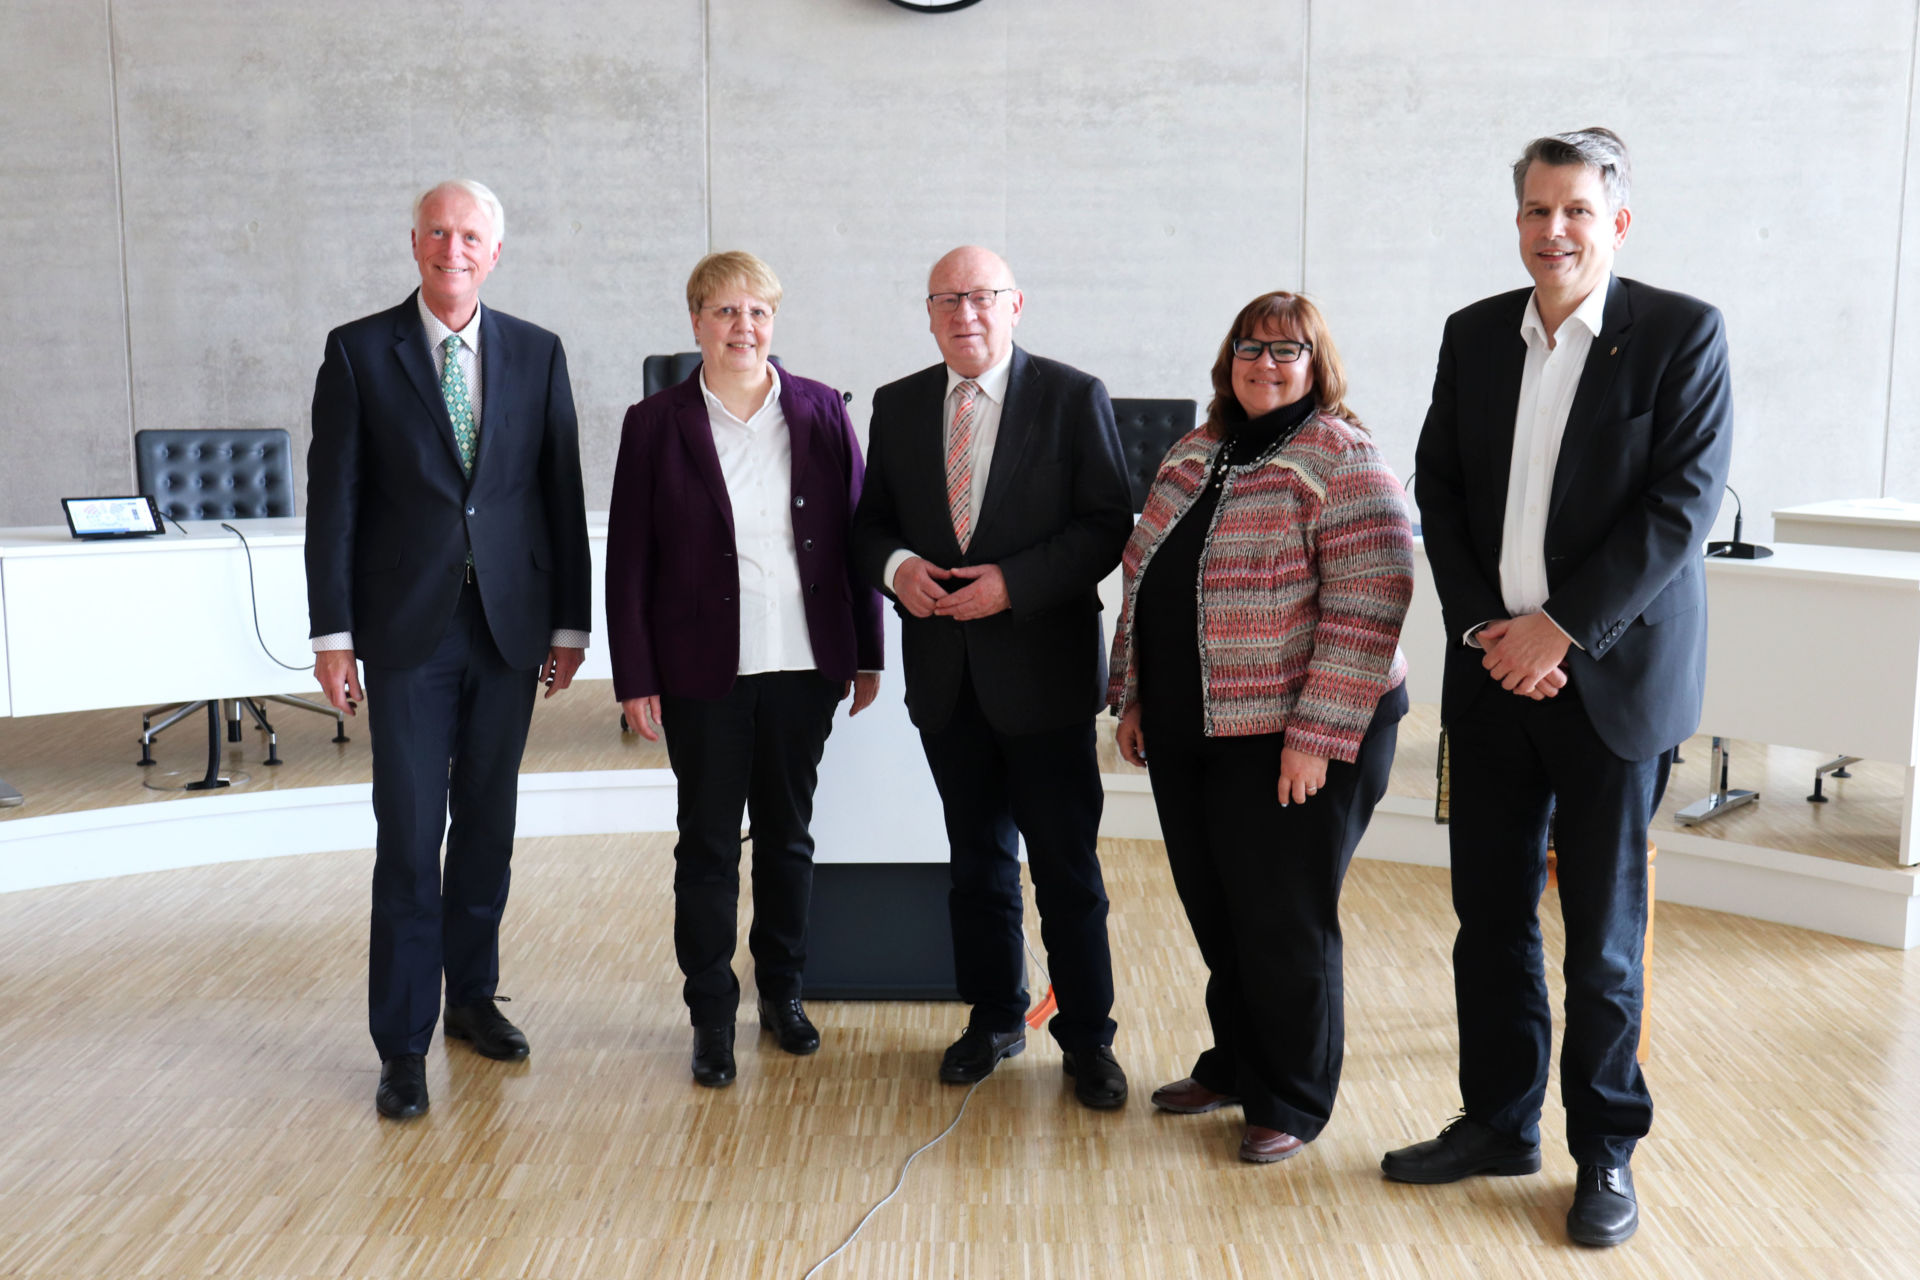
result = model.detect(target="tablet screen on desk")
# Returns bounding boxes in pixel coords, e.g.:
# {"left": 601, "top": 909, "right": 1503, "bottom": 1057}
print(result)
{"left": 62, "top": 495, "right": 164, "bottom": 539}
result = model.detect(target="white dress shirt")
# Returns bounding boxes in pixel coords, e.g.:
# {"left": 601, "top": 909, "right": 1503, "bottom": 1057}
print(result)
{"left": 1469, "top": 278, "right": 1610, "bottom": 648}
{"left": 311, "top": 295, "right": 590, "bottom": 654}
{"left": 881, "top": 349, "right": 1015, "bottom": 591}
{"left": 700, "top": 368, "right": 819, "bottom": 675}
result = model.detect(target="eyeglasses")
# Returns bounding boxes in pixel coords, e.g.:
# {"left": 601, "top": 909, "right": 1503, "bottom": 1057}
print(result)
{"left": 702, "top": 304, "right": 773, "bottom": 323}
{"left": 1231, "top": 338, "right": 1313, "bottom": 364}
{"left": 928, "top": 288, "right": 1015, "bottom": 314}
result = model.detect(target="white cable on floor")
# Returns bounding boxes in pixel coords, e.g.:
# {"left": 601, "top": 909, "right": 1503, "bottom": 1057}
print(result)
{"left": 799, "top": 1075, "right": 986, "bottom": 1279}
{"left": 801, "top": 930, "right": 1047, "bottom": 1277}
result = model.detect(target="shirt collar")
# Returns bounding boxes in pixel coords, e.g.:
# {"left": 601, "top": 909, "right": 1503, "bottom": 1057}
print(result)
{"left": 699, "top": 364, "right": 783, "bottom": 428}
{"left": 1520, "top": 275, "right": 1610, "bottom": 348}
{"left": 946, "top": 349, "right": 1014, "bottom": 405}
{"left": 418, "top": 293, "right": 483, "bottom": 356}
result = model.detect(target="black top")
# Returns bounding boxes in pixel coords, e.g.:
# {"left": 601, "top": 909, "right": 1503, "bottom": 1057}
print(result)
{"left": 1133, "top": 395, "right": 1317, "bottom": 745}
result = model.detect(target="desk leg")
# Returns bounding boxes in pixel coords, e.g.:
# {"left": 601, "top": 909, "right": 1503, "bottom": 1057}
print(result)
{"left": 1900, "top": 765, "right": 1918, "bottom": 867}
{"left": 0, "top": 777, "right": 21, "bottom": 808}
{"left": 1674, "top": 736, "right": 1760, "bottom": 827}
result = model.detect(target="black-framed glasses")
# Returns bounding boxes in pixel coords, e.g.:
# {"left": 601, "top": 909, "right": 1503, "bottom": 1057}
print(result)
{"left": 1231, "top": 338, "right": 1313, "bottom": 364}
{"left": 928, "top": 288, "right": 1015, "bottom": 313}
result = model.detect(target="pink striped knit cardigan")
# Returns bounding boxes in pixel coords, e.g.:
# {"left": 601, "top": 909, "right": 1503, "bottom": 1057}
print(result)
{"left": 1106, "top": 412, "right": 1414, "bottom": 763}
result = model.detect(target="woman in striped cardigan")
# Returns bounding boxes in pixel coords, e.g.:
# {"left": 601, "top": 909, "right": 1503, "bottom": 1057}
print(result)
{"left": 1110, "top": 291, "right": 1413, "bottom": 1164}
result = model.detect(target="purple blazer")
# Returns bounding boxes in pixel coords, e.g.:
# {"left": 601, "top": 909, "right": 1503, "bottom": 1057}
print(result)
{"left": 605, "top": 364, "right": 885, "bottom": 701}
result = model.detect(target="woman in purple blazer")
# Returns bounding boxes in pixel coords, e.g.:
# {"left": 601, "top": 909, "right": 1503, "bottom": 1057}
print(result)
{"left": 605, "top": 252, "right": 884, "bottom": 1088}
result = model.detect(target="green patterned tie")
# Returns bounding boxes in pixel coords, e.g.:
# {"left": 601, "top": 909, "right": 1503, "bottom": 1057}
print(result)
{"left": 441, "top": 334, "right": 478, "bottom": 476}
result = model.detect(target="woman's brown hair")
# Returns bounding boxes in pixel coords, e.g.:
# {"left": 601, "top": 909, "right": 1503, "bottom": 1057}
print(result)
{"left": 1203, "top": 291, "right": 1362, "bottom": 438}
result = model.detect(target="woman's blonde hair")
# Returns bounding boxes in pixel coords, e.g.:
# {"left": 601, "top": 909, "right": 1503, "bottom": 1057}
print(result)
{"left": 685, "top": 251, "right": 783, "bottom": 314}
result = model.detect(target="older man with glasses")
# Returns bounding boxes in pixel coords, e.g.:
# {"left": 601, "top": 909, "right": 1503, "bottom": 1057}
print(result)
{"left": 851, "top": 246, "right": 1135, "bottom": 1109}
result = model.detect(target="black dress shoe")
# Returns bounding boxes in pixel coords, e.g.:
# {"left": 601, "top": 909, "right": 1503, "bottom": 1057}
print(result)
{"left": 1381, "top": 1115, "right": 1541, "bottom": 1184}
{"left": 1568, "top": 1164, "right": 1638, "bottom": 1246}
{"left": 939, "top": 1022, "right": 1025, "bottom": 1084}
{"left": 692, "top": 1024, "right": 736, "bottom": 1088}
{"left": 376, "top": 1054, "right": 429, "bottom": 1120}
{"left": 1061, "top": 1045, "right": 1129, "bottom": 1109}
{"left": 444, "top": 999, "right": 530, "bottom": 1061}
{"left": 757, "top": 996, "right": 821, "bottom": 1056}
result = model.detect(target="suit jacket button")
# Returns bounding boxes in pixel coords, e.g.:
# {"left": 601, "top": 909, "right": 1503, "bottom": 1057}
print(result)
{"left": 808, "top": 583, "right": 818, "bottom": 596}
{"left": 794, "top": 495, "right": 806, "bottom": 508}
{"left": 465, "top": 505, "right": 476, "bottom": 516}
{"left": 803, "top": 538, "right": 814, "bottom": 550}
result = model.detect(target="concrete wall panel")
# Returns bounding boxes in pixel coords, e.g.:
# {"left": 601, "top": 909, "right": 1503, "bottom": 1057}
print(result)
{"left": 109, "top": 1, "right": 706, "bottom": 511}
{"left": 1005, "top": 2, "right": 1307, "bottom": 409}
{"left": 706, "top": 0, "right": 1012, "bottom": 426}
{"left": 1887, "top": 24, "right": 1920, "bottom": 504}
{"left": 1308, "top": 0, "right": 1915, "bottom": 536}
{"left": 0, "top": 2, "right": 133, "bottom": 525}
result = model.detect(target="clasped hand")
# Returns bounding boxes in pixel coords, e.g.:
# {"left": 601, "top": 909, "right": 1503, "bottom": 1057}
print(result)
{"left": 892, "top": 556, "right": 1010, "bottom": 621}
{"left": 1479, "top": 613, "right": 1569, "bottom": 699}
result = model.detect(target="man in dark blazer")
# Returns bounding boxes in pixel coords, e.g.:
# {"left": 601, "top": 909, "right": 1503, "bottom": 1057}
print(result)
{"left": 306, "top": 180, "right": 592, "bottom": 1121}
{"left": 1384, "top": 130, "right": 1733, "bottom": 1247}
{"left": 850, "top": 245, "right": 1135, "bottom": 1109}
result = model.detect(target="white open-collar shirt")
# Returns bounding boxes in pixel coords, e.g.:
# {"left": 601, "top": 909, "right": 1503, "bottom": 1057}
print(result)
{"left": 1483, "top": 277, "right": 1611, "bottom": 646}
{"left": 700, "top": 367, "right": 820, "bottom": 675}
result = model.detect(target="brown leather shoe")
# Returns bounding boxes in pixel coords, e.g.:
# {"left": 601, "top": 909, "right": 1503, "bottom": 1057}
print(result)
{"left": 1239, "top": 1125, "right": 1305, "bottom": 1163}
{"left": 1150, "top": 1076, "right": 1239, "bottom": 1114}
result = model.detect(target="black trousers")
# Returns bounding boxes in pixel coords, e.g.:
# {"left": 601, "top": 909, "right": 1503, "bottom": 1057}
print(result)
{"left": 662, "top": 670, "right": 842, "bottom": 1027}
{"left": 363, "top": 582, "right": 537, "bottom": 1060}
{"left": 1145, "top": 683, "right": 1405, "bottom": 1138}
{"left": 918, "top": 670, "right": 1116, "bottom": 1049}
{"left": 1446, "top": 681, "right": 1668, "bottom": 1166}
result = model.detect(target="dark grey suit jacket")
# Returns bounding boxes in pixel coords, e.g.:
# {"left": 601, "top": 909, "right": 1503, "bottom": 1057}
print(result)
{"left": 1413, "top": 275, "right": 1734, "bottom": 762}
{"left": 851, "top": 345, "right": 1133, "bottom": 735}
{"left": 305, "top": 292, "right": 591, "bottom": 671}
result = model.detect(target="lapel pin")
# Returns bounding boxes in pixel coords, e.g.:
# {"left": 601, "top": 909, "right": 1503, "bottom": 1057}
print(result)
{"left": 1609, "top": 346, "right": 1618, "bottom": 356}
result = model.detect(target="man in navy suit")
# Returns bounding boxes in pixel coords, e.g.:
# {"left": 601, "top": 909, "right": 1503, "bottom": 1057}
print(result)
{"left": 306, "top": 180, "right": 592, "bottom": 1120}
{"left": 850, "top": 246, "right": 1135, "bottom": 1109}
{"left": 1384, "top": 130, "right": 1733, "bottom": 1246}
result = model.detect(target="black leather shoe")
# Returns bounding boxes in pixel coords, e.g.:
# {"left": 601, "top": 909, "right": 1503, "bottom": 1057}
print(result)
{"left": 444, "top": 999, "right": 530, "bottom": 1061}
{"left": 692, "top": 1024, "right": 736, "bottom": 1088}
{"left": 1061, "top": 1045, "right": 1129, "bottom": 1109}
{"left": 1381, "top": 1115, "right": 1541, "bottom": 1184}
{"left": 376, "top": 1054, "right": 428, "bottom": 1120}
{"left": 939, "top": 1022, "right": 1025, "bottom": 1084}
{"left": 757, "top": 996, "right": 821, "bottom": 1056}
{"left": 1568, "top": 1164, "right": 1638, "bottom": 1246}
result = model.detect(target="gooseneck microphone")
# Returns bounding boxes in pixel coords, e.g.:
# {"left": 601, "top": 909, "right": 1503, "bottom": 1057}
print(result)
{"left": 1706, "top": 484, "right": 1773, "bottom": 559}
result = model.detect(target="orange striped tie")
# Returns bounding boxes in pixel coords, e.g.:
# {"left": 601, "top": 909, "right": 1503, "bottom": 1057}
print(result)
{"left": 946, "top": 380, "right": 980, "bottom": 550}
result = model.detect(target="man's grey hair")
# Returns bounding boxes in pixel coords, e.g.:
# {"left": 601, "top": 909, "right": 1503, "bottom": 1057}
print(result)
{"left": 412, "top": 179, "right": 506, "bottom": 244}
{"left": 1511, "top": 127, "right": 1631, "bottom": 213}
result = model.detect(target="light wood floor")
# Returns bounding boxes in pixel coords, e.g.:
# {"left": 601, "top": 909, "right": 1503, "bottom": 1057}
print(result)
{"left": 3, "top": 683, "right": 1912, "bottom": 873}
{"left": 0, "top": 831, "right": 1916, "bottom": 1278}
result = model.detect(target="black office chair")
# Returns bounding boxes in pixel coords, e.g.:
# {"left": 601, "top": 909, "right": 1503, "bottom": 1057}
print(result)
{"left": 1111, "top": 398, "right": 1198, "bottom": 513}
{"left": 133, "top": 428, "right": 347, "bottom": 770}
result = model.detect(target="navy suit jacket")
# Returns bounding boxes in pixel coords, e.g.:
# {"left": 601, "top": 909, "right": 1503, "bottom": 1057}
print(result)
{"left": 850, "top": 345, "right": 1133, "bottom": 736}
{"left": 604, "top": 365, "right": 884, "bottom": 702}
{"left": 305, "top": 292, "right": 592, "bottom": 671}
{"left": 1413, "top": 275, "right": 1734, "bottom": 762}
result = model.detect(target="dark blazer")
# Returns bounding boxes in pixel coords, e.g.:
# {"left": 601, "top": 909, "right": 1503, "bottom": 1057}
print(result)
{"left": 604, "top": 366, "right": 884, "bottom": 701}
{"left": 1413, "top": 275, "right": 1734, "bottom": 762}
{"left": 305, "top": 293, "right": 592, "bottom": 671}
{"left": 850, "top": 345, "right": 1133, "bottom": 736}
